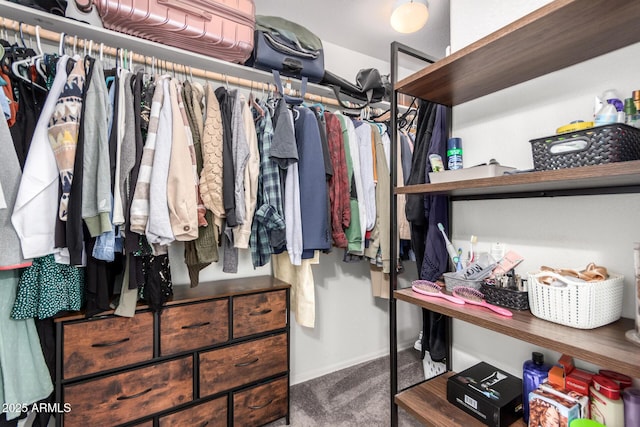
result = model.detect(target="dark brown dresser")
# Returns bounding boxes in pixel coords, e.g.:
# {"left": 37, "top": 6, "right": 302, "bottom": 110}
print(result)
{"left": 55, "top": 276, "right": 290, "bottom": 426}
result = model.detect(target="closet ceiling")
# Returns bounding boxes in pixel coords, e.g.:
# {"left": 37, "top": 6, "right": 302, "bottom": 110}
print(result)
{"left": 255, "top": 0, "right": 451, "bottom": 66}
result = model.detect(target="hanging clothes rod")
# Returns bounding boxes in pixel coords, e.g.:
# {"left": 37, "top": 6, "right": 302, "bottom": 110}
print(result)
{"left": 0, "top": 17, "right": 414, "bottom": 110}
{"left": 0, "top": 17, "right": 341, "bottom": 105}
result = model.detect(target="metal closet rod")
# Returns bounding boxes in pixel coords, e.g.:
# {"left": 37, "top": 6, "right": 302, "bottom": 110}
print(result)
{"left": 1, "top": 17, "right": 413, "bottom": 110}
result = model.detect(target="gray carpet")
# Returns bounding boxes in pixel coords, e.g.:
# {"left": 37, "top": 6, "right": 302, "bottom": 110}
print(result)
{"left": 267, "top": 348, "right": 425, "bottom": 427}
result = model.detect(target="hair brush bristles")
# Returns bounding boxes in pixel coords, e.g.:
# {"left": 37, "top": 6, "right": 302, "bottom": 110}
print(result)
{"left": 452, "top": 285, "right": 513, "bottom": 317}
{"left": 412, "top": 280, "right": 442, "bottom": 293}
{"left": 452, "top": 286, "right": 484, "bottom": 302}
{"left": 412, "top": 280, "right": 466, "bottom": 305}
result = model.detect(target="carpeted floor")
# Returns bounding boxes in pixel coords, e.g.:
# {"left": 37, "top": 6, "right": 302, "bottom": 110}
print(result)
{"left": 267, "top": 348, "right": 426, "bottom": 427}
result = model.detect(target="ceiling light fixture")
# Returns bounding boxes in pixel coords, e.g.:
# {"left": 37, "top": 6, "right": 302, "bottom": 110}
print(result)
{"left": 390, "top": 0, "right": 429, "bottom": 34}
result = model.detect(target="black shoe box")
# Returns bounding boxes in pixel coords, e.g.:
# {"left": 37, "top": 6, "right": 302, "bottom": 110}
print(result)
{"left": 446, "top": 362, "right": 523, "bottom": 427}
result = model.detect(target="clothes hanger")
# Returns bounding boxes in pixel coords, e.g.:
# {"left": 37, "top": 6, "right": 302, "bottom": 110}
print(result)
{"left": 18, "top": 21, "right": 25, "bottom": 48}
{"left": 303, "top": 101, "right": 325, "bottom": 115}
{"left": 249, "top": 80, "right": 265, "bottom": 118}
{"left": 32, "top": 25, "right": 47, "bottom": 80}
{"left": 10, "top": 23, "right": 47, "bottom": 92}
{"left": 58, "top": 32, "right": 66, "bottom": 56}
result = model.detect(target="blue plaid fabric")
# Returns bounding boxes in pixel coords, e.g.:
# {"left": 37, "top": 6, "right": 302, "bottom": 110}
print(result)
{"left": 250, "top": 105, "right": 285, "bottom": 267}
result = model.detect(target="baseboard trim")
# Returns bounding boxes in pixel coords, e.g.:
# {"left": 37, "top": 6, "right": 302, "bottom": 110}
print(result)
{"left": 290, "top": 339, "right": 416, "bottom": 385}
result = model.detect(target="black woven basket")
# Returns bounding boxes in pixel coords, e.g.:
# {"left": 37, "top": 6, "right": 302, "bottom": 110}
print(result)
{"left": 529, "top": 123, "right": 640, "bottom": 171}
{"left": 480, "top": 283, "right": 529, "bottom": 311}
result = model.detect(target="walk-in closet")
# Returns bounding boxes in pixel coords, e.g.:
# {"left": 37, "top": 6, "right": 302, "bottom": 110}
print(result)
{"left": 1, "top": 1, "right": 639, "bottom": 427}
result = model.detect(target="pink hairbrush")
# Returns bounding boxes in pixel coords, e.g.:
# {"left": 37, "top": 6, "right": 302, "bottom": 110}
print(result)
{"left": 452, "top": 286, "right": 513, "bottom": 317}
{"left": 412, "top": 280, "right": 465, "bottom": 305}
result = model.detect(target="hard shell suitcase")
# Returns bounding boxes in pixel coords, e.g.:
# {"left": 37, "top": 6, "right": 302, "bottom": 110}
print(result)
{"left": 75, "top": 0, "right": 255, "bottom": 63}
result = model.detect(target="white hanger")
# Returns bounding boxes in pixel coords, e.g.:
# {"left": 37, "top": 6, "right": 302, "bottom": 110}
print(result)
{"left": 117, "top": 47, "right": 124, "bottom": 76}
{"left": 32, "top": 25, "right": 47, "bottom": 80}
{"left": 59, "top": 32, "right": 66, "bottom": 56}
{"left": 11, "top": 23, "right": 47, "bottom": 92}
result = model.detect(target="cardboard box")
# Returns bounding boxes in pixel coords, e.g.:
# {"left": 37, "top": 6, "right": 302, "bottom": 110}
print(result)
{"left": 548, "top": 355, "right": 575, "bottom": 390}
{"left": 447, "top": 362, "right": 523, "bottom": 427}
{"left": 548, "top": 365, "right": 566, "bottom": 389}
{"left": 539, "top": 381, "right": 590, "bottom": 419}
{"left": 565, "top": 369, "right": 594, "bottom": 396}
{"left": 557, "top": 354, "right": 575, "bottom": 375}
{"left": 529, "top": 387, "right": 581, "bottom": 427}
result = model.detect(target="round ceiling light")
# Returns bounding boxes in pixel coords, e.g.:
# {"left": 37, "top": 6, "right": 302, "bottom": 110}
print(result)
{"left": 390, "top": 0, "right": 429, "bottom": 34}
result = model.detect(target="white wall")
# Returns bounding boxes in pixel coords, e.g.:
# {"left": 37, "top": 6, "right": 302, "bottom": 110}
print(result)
{"left": 167, "top": 41, "right": 424, "bottom": 385}
{"left": 450, "top": 0, "right": 551, "bottom": 53}
{"left": 449, "top": 0, "right": 640, "bottom": 379}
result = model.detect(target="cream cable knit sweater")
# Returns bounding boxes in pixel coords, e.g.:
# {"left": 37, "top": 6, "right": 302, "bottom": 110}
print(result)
{"left": 199, "top": 84, "right": 225, "bottom": 228}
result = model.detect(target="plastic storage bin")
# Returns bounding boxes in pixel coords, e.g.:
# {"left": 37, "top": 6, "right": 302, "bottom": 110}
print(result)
{"left": 529, "top": 123, "right": 640, "bottom": 171}
{"left": 527, "top": 271, "right": 624, "bottom": 329}
{"left": 481, "top": 282, "right": 529, "bottom": 311}
{"left": 442, "top": 272, "right": 483, "bottom": 292}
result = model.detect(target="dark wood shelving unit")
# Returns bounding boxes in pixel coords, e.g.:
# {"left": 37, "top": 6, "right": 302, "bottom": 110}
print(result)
{"left": 394, "top": 287, "right": 639, "bottom": 424}
{"left": 396, "top": 289, "right": 640, "bottom": 378}
{"left": 395, "top": 373, "right": 525, "bottom": 427}
{"left": 395, "top": 160, "right": 640, "bottom": 198}
{"left": 395, "top": 0, "right": 640, "bottom": 106}
{"left": 389, "top": 2, "right": 640, "bottom": 426}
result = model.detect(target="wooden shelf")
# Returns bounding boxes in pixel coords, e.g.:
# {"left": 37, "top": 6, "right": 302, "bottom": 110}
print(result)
{"left": 396, "top": 373, "right": 525, "bottom": 427}
{"left": 0, "top": 2, "right": 346, "bottom": 105}
{"left": 395, "top": 0, "right": 640, "bottom": 106}
{"left": 395, "top": 160, "right": 640, "bottom": 198}
{"left": 395, "top": 288, "right": 640, "bottom": 378}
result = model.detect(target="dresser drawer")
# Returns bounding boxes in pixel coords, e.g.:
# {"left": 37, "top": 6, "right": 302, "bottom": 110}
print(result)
{"left": 62, "top": 312, "right": 154, "bottom": 379}
{"left": 63, "top": 357, "right": 193, "bottom": 427}
{"left": 131, "top": 422, "right": 154, "bottom": 427}
{"left": 199, "top": 333, "right": 287, "bottom": 397}
{"left": 233, "top": 376, "right": 288, "bottom": 427}
{"left": 232, "top": 290, "right": 287, "bottom": 338}
{"left": 160, "top": 298, "right": 229, "bottom": 355}
{"left": 159, "top": 396, "right": 227, "bottom": 427}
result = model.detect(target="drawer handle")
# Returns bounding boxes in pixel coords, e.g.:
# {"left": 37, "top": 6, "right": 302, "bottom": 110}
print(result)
{"left": 116, "top": 387, "right": 152, "bottom": 401}
{"left": 91, "top": 337, "right": 130, "bottom": 347}
{"left": 248, "top": 399, "right": 273, "bottom": 410}
{"left": 181, "top": 321, "right": 211, "bottom": 329}
{"left": 234, "top": 358, "right": 259, "bottom": 367}
{"left": 200, "top": 423, "right": 209, "bottom": 427}
{"left": 249, "top": 309, "right": 272, "bottom": 316}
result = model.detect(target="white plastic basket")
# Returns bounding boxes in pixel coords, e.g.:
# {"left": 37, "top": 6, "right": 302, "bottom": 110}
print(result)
{"left": 527, "top": 271, "right": 624, "bottom": 329}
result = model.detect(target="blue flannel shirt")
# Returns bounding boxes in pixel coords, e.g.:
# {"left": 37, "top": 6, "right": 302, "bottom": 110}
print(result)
{"left": 251, "top": 105, "right": 286, "bottom": 267}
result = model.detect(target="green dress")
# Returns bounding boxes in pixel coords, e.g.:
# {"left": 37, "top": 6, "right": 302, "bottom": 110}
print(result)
{"left": 0, "top": 270, "right": 53, "bottom": 420}
{"left": 11, "top": 255, "right": 84, "bottom": 320}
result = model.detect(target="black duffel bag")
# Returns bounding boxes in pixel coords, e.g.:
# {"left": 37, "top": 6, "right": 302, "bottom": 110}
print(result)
{"left": 8, "top": 0, "right": 66, "bottom": 15}
{"left": 322, "top": 68, "right": 392, "bottom": 108}
{"left": 246, "top": 15, "right": 325, "bottom": 83}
